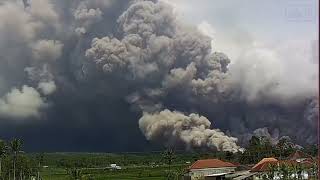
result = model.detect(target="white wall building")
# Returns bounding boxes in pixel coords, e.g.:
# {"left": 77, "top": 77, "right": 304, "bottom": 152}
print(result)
{"left": 184, "top": 159, "right": 237, "bottom": 180}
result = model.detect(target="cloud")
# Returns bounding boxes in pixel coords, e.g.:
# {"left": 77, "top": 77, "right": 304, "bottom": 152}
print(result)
{"left": 228, "top": 40, "right": 318, "bottom": 106}
{"left": 73, "top": 4, "right": 103, "bottom": 34}
{"left": 84, "top": 1, "right": 243, "bottom": 150}
{"left": 0, "top": 0, "right": 317, "bottom": 151}
{"left": 28, "top": 0, "right": 59, "bottom": 28}
{"left": 84, "top": 0, "right": 317, "bottom": 148}
{"left": 32, "top": 40, "right": 63, "bottom": 61}
{"left": 0, "top": 85, "right": 47, "bottom": 119}
{"left": 197, "top": 21, "right": 215, "bottom": 40}
{"left": 38, "top": 81, "right": 56, "bottom": 95}
{"left": 139, "top": 109, "right": 240, "bottom": 152}
{"left": 197, "top": 20, "right": 318, "bottom": 106}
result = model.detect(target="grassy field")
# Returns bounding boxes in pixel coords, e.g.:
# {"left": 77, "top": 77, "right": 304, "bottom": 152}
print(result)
{"left": 30, "top": 150, "right": 319, "bottom": 180}
{"left": 28, "top": 151, "right": 205, "bottom": 179}
{"left": 26, "top": 152, "right": 203, "bottom": 179}
{"left": 41, "top": 164, "right": 186, "bottom": 180}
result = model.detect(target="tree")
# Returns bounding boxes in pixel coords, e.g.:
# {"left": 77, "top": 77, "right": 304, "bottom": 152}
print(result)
{"left": 9, "top": 138, "right": 23, "bottom": 180}
{"left": 225, "top": 151, "right": 234, "bottom": 161}
{"left": 276, "top": 137, "right": 294, "bottom": 159}
{"left": 173, "top": 166, "right": 187, "bottom": 180}
{"left": 242, "top": 135, "right": 274, "bottom": 164}
{"left": 0, "top": 140, "right": 7, "bottom": 179}
{"left": 68, "top": 168, "right": 82, "bottom": 180}
{"left": 249, "top": 136, "right": 261, "bottom": 147}
{"left": 305, "top": 144, "right": 318, "bottom": 157}
{"left": 267, "top": 163, "right": 278, "bottom": 179}
{"left": 279, "top": 164, "right": 290, "bottom": 180}
{"left": 311, "top": 161, "right": 318, "bottom": 179}
{"left": 36, "top": 153, "right": 44, "bottom": 180}
{"left": 162, "top": 148, "right": 176, "bottom": 180}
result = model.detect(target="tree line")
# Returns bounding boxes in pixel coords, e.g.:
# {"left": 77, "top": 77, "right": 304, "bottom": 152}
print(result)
{"left": 0, "top": 138, "right": 42, "bottom": 180}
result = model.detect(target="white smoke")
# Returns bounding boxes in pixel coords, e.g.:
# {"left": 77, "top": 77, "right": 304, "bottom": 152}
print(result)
{"left": 84, "top": 1, "right": 242, "bottom": 151}
{"left": 31, "top": 39, "right": 63, "bottom": 61}
{"left": 84, "top": 0, "right": 318, "bottom": 150}
{"left": 229, "top": 41, "right": 318, "bottom": 106}
{"left": 139, "top": 109, "right": 240, "bottom": 152}
{"left": 252, "top": 127, "right": 279, "bottom": 145}
{"left": 196, "top": 19, "right": 318, "bottom": 107}
{"left": 27, "top": 0, "right": 59, "bottom": 29}
{"left": 73, "top": 3, "right": 102, "bottom": 35}
{"left": 25, "top": 65, "right": 57, "bottom": 96}
{"left": 0, "top": 85, "right": 47, "bottom": 119}
{"left": 0, "top": 0, "right": 61, "bottom": 120}
{"left": 38, "top": 81, "right": 56, "bottom": 95}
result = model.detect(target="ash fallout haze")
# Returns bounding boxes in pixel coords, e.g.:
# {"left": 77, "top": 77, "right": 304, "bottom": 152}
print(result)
{"left": 0, "top": 0, "right": 318, "bottom": 152}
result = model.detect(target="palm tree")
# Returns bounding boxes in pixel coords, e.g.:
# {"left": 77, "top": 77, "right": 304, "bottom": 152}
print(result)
{"left": 0, "top": 140, "right": 7, "bottom": 179}
{"left": 9, "top": 138, "right": 23, "bottom": 180}
{"left": 36, "top": 153, "right": 44, "bottom": 180}
{"left": 173, "top": 166, "right": 187, "bottom": 180}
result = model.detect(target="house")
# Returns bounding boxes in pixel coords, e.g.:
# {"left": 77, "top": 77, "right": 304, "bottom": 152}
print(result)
{"left": 183, "top": 159, "right": 237, "bottom": 180}
{"left": 288, "top": 150, "right": 313, "bottom": 163}
{"left": 110, "top": 163, "right": 122, "bottom": 170}
{"left": 250, "top": 155, "right": 315, "bottom": 180}
{"left": 250, "top": 157, "right": 278, "bottom": 172}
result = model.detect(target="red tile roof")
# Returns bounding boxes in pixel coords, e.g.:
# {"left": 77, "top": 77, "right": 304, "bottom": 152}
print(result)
{"left": 302, "top": 158, "right": 315, "bottom": 164}
{"left": 251, "top": 158, "right": 315, "bottom": 172}
{"left": 189, "top": 159, "right": 236, "bottom": 170}
{"left": 251, "top": 162, "right": 276, "bottom": 172}
{"left": 231, "top": 162, "right": 241, "bottom": 166}
{"left": 279, "top": 160, "right": 299, "bottom": 166}
{"left": 295, "top": 159, "right": 316, "bottom": 168}
{"left": 251, "top": 158, "right": 278, "bottom": 172}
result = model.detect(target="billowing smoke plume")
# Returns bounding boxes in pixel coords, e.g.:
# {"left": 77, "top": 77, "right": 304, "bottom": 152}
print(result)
{"left": 0, "top": 0, "right": 317, "bottom": 151}
{"left": 139, "top": 110, "right": 240, "bottom": 152}
{"left": 0, "top": 86, "right": 47, "bottom": 119}
{"left": 31, "top": 40, "right": 63, "bottom": 62}
{"left": 84, "top": 0, "right": 242, "bottom": 151}
{"left": 0, "top": 0, "right": 60, "bottom": 120}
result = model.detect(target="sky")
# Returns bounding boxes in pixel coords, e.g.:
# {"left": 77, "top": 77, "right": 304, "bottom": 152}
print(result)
{"left": 161, "top": 0, "right": 318, "bottom": 60}
{"left": 0, "top": 0, "right": 318, "bottom": 152}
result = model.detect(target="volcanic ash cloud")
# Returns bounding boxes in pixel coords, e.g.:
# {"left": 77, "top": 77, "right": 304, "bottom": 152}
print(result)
{"left": 0, "top": 86, "right": 47, "bottom": 119}
{"left": 139, "top": 110, "right": 241, "bottom": 152}
{"left": 0, "top": 0, "right": 317, "bottom": 150}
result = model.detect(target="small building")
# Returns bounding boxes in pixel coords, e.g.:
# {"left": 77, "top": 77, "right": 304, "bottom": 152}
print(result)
{"left": 110, "top": 163, "right": 122, "bottom": 170}
{"left": 183, "top": 159, "right": 237, "bottom": 180}
{"left": 250, "top": 157, "right": 278, "bottom": 172}
{"left": 288, "top": 150, "right": 313, "bottom": 163}
{"left": 110, "top": 164, "right": 117, "bottom": 168}
{"left": 250, "top": 155, "right": 314, "bottom": 180}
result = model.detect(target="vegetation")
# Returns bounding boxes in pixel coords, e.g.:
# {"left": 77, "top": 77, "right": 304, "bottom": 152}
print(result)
{"left": 262, "top": 161, "right": 320, "bottom": 180}
{"left": 0, "top": 140, "right": 7, "bottom": 178}
{"left": 0, "top": 138, "right": 38, "bottom": 180}
{"left": 238, "top": 135, "right": 315, "bottom": 164}
{"left": 0, "top": 136, "right": 316, "bottom": 179}
{"left": 162, "top": 148, "right": 175, "bottom": 179}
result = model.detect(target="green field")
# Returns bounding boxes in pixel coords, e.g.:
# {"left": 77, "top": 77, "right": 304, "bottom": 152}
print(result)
{"left": 41, "top": 164, "right": 186, "bottom": 180}
{"left": 0, "top": 139, "right": 316, "bottom": 180}
{"left": 32, "top": 152, "right": 194, "bottom": 180}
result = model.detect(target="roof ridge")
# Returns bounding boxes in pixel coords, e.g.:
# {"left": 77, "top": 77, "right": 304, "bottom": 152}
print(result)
{"left": 189, "top": 159, "right": 236, "bottom": 170}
